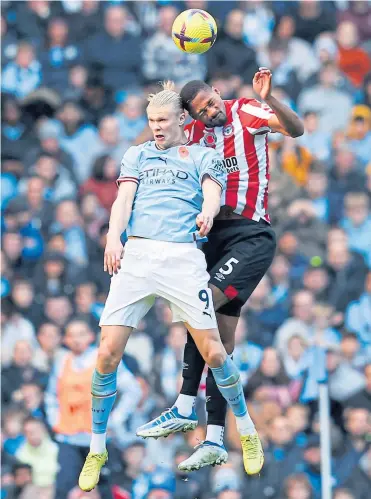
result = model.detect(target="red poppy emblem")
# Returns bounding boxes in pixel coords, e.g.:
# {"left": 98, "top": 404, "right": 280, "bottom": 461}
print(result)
{"left": 203, "top": 131, "right": 217, "bottom": 147}
{"left": 179, "top": 146, "right": 189, "bottom": 158}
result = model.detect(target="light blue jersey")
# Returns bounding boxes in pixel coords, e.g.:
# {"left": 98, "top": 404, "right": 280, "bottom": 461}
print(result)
{"left": 117, "top": 141, "right": 225, "bottom": 243}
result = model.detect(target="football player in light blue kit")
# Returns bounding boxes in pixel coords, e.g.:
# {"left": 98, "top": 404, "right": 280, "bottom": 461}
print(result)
{"left": 79, "top": 82, "right": 259, "bottom": 492}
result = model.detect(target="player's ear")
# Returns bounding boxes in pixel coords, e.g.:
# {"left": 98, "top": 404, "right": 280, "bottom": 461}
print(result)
{"left": 212, "top": 87, "right": 221, "bottom": 96}
{"left": 179, "top": 111, "right": 186, "bottom": 126}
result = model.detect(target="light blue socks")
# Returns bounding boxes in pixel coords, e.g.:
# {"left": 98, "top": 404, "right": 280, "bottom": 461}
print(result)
{"left": 91, "top": 369, "right": 117, "bottom": 434}
{"left": 210, "top": 356, "right": 247, "bottom": 417}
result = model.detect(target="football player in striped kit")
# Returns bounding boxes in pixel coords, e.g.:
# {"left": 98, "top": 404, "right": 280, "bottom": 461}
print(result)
{"left": 137, "top": 68, "right": 304, "bottom": 471}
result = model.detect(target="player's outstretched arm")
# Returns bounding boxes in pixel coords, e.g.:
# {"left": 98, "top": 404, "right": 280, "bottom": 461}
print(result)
{"left": 105, "top": 182, "right": 137, "bottom": 275}
{"left": 197, "top": 176, "right": 222, "bottom": 237}
{"left": 253, "top": 67, "right": 304, "bottom": 138}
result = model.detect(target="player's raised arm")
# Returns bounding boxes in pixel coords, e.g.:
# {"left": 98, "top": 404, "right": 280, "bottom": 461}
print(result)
{"left": 252, "top": 67, "right": 304, "bottom": 138}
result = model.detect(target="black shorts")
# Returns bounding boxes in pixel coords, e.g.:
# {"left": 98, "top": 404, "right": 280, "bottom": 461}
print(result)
{"left": 203, "top": 218, "right": 276, "bottom": 317}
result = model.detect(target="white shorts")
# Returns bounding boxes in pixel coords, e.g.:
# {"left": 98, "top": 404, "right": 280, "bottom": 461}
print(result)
{"left": 99, "top": 238, "right": 217, "bottom": 330}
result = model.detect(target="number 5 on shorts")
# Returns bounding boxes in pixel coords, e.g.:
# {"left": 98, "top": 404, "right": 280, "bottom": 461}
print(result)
{"left": 219, "top": 257, "right": 239, "bottom": 276}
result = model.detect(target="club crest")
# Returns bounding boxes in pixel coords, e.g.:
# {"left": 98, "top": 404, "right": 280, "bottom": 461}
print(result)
{"left": 223, "top": 124, "right": 234, "bottom": 137}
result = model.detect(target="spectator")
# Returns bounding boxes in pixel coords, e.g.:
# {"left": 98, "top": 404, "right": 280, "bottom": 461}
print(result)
{"left": 14, "top": 175, "right": 55, "bottom": 236}
{"left": 347, "top": 105, "right": 371, "bottom": 167}
{"left": 2, "top": 230, "right": 26, "bottom": 276}
{"left": 73, "top": 281, "right": 100, "bottom": 333}
{"left": 282, "top": 473, "right": 313, "bottom": 499}
{"left": 110, "top": 441, "right": 147, "bottom": 497}
{"left": 80, "top": 115, "right": 129, "bottom": 183}
{"left": 283, "top": 200, "right": 327, "bottom": 260}
{"left": 79, "top": 74, "right": 115, "bottom": 126}
{"left": 15, "top": 0, "right": 59, "bottom": 49}
{"left": 263, "top": 38, "right": 301, "bottom": 102}
{"left": 45, "top": 318, "right": 141, "bottom": 498}
{"left": 142, "top": 5, "right": 207, "bottom": 87}
{"left": 10, "top": 278, "right": 44, "bottom": 328}
{"left": 356, "top": 71, "right": 371, "bottom": 108}
{"left": 25, "top": 119, "right": 77, "bottom": 183}
{"left": 341, "top": 192, "right": 371, "bottom": 267}
{"left": 51, "top": 199, "right": 90, "bottom": 267}
{"left": 33, "top": 250, "right": 85, "bottom": 301}
{"left": 67, "top": 0, "right": 103, "bottom": 44}
{"left": 1, "top": 14, "right": 18, "bottom": 67}
{"left": 336, "top": 21, "right": 371, "bottom": 88}
{"left": 85, "top": 5, "right": 142, "bottom": 91}
{"left": 1, "top": 97, "right": 38, "bottom": 164}
{"left": 243, "top": 276, "right": 289, "bottom": 348}
{"left": 245, "top": 348, "right": 301, "bottom": 410}
{"left": 2, "top": 407, "right": 27, "bottom": 456}
{"left": 1, "top": 339, "right": 46, "bottom": 405}
{"left": 345, "top": 364, "right": 371, "bottom": 411}
{"left": 282, "top": 334, "right": 310, "bottom": 380}
{"left": 63, "top": 64, "right": 88, "bottom": 101}
{"left": 303, "top": 168, "right": 330, "bottom": 223}
{"left": 280, "top": 136, "right": 313, "bottom": 186}
{"left": 286, "top": 404, "right": 310, "bottom": 447}
{"left": 298, "top": 62, "right": 353, "bottom": 135}
{"left": 80, "top": 154, "right": 119, "bottom": 212}
{"left": 114, "top": 93, "right": 147, "bottom": 144}
{"left": 11, "top": 463, "right": 34, "bottom": 498}
{"left": 299, "top": 111, "right": 331, "bottom": 162}
{"left": 340, "top": 333, "right": 369, "bottom": 371}
{"left": 326, "top": 238, "right": 368, "bottom": 313}
{"left": 1, "top": 298, "right": 37, "bottom": 369}
{"left": 33, "top": 322, "right": 64, "bottom": 373}
{"left": 57, "top": 100, "right": 97, "bottom": 183}
{"left": 2, "top": 42, "right": 42, "bottom": 100}
{"left": 42, "top": 294, "right": 73, "bottom": 328}
{"left": 24, "top": 153, "right": 77, "bottom": 205}
{"left": 293, "top": 0, "right": 336, "bottom": 44}
{"left": 79, "top": 192, "right": 108, "bottom": 241}
{"left": 40, "top": 17, "right": 81, "bottom": 93}
{"left": 233, "top": 316, "right": 263, "bottom": 385}
{"left": 240, "top": 0, "right": 275, "bottom": 49}
{"left": 207, "top": 9, "right": 256, "bottom": 84}
{"left": 15, "top": 417, "right": 58, "bottom": 488}
{"left": 328, "top": 147, "right": 366, "bottom": 224}
{"left": 277, "top": 232, "right": 309, "bottom": 287}
{"left": 274, "top": 15, "right": 319, "bottom": 83}
{"left": 19, "top": 382, "right": 45, "bottom": 419}
{"left": 303, "top": 265, "right": 329, "bottom": 303}
{"left": 345, "top": 271, "right": 371, "bottom": 350}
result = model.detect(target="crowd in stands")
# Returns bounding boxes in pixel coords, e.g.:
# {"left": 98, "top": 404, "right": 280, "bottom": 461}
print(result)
{"left": 1, "top": 1, "right": 370, "bottom": 498}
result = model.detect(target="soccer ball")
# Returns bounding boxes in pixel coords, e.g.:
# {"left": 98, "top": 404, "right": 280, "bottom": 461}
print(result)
{"left": 172, "top": 9, "right": 217, "bottom": 55}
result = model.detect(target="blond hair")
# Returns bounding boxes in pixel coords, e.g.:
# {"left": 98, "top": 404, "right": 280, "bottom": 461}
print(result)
{"left": 147, "top": 81, "right": 183, "bottom": 113}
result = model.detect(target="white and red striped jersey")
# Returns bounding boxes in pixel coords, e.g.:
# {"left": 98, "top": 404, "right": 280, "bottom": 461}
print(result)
{"left": 185, "top": 98, "right": 275, "bottom": 222}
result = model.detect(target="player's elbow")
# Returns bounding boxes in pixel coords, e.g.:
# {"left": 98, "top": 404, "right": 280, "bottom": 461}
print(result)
{"left": 290, "top": 122, "right": 304, "bottom": 138}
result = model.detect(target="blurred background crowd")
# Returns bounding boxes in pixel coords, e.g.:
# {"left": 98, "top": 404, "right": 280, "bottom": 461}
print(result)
{"left": 1, "top": 1, "right": 371, "bottom": 499}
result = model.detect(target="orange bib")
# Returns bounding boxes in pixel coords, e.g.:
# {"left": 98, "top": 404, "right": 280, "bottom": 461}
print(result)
{"left": 54, "top": 353, "right": 95, "bottom": 435}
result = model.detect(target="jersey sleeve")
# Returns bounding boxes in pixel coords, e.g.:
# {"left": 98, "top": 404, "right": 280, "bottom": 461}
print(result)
{"left": 238, "top": 98, "right": 275, "bottom": 135}
{"left": 116, "top": 146, "right": 140, "bottom": 187}
{"left": 197, "top": 148, "right": 226, "bottom": 191}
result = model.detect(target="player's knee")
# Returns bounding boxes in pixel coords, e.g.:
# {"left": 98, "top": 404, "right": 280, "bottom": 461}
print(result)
{"left": 204, "top": 341, "right": 226, "bottom": 368}
{"left": 97, "top": 342, "right": 121, "bottom": 373}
